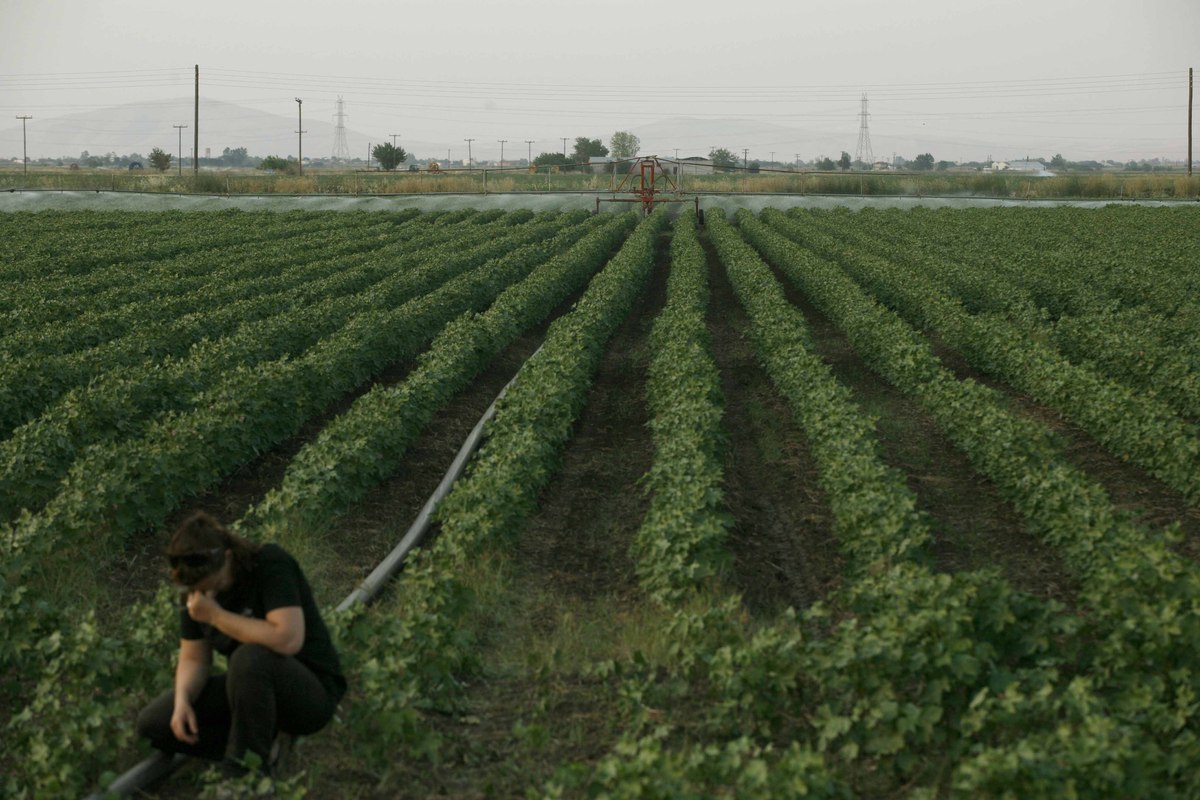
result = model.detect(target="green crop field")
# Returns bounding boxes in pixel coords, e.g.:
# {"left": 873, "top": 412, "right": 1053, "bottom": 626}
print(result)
{"left": 2, "top": 203, "right": 1200, "bottom": 798}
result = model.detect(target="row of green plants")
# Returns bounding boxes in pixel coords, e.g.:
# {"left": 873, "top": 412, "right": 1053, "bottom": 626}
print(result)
{"left": 602, "top": 211, "right": 1063, "bottom": 796}
{"left": 0, "top": 212, "right": 570, "bottom": 524}
{"left": 803, "top": 207, "right": 1200, "bottom": 425}
{"left": 238, "top": 210, "right": 629, "bottom": 536}
{"left": 0, "top": 213, "right": 595, "bottom": 696}
{"left": 0, "top": 209, "right": 357, "bottom": 282}
{"left": 6, "top": 206, "right": 1198, "bottom": 797}
{"left": 869, "top": 205, "right": 1200, "bottom": 321}
{"left": 737, "top": 209, "right": 1200, "bottom": 794}
{"left": 0, "top": 212, "right": 415, "bottom": 349}
{"left": 628, "top": 212, "right": 731, "bottom": 604}
{"left": 567, "top": 209, "right": 1098, "bottom": 797}
{"left": 307, "top": 213, "right": 670, "bottom": 783}
{"left": 1, "top": 211, "right": 639, "bottom": 799}
{"left": 767, "top": 209, "right": 1200, "bottom": 507}
{"left": 0, "top": 213, "right": 490, "bottom": 437}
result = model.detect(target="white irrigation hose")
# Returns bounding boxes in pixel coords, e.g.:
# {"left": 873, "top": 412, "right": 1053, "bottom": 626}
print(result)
{"left": 336, "top": 346, "right": 537, "bottom": 611}
{"left": 87, "top": 345, "right": 537, "bottom": 798}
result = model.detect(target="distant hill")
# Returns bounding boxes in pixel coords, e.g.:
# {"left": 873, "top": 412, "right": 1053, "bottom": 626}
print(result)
{"left": 0, "top": 98, "right": 391, "bottom": 162}
{"left": 3, "top": 101, "right": 1008, "bottom": 166}
{"left": 627, "top": 115, "right": 995, "bottom": 166}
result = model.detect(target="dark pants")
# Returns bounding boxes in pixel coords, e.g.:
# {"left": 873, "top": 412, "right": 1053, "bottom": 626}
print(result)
{"left": 136, "top": 644, "right": 338, "bottom": 767}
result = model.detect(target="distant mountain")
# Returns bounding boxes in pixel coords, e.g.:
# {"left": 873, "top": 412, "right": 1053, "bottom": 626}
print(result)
{"left": 627, "top": 115, "right": 995, "bottom": 165}
{"left": 2, "top": 101, "right": 1008, "bottom": 165}
{"left": 0, "top": 98, "right": 418, "bottom": 162}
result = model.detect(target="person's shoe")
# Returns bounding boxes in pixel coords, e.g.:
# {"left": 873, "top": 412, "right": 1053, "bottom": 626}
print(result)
{"left": 268, "top": 733, "right": 294, "bottom": 772}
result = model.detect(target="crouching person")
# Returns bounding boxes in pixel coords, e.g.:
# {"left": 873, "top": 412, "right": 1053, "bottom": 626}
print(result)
{"left": 137, "top": 511, "right": 347, "bottom": 778}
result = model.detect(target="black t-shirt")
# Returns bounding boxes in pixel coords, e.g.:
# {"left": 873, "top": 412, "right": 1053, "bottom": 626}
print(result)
{"left": 180, "top": 543, "right": 346, "bottom": 702}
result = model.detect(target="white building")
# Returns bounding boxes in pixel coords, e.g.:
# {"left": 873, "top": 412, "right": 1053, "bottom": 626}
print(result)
{"left": 675, "top": 156, "right": 714, "bottom": 175}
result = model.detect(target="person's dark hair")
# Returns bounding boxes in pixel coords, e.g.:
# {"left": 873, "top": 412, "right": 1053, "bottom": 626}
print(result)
{"left": 167, "top": 511, "right": 260, "bottom": 588}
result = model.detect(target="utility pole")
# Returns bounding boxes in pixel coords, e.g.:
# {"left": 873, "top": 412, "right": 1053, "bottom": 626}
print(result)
{"left": 464, "top": 138, "right": 474, "bottom": 169}
{"left": 525, "top": 139, "right": 534, "bottom": 165}
{"left": 561, "top": 137, "right": 568, "bottom": 157}
{"left": 390, "top": 133, "right": 401, "bottom": 147}
{"left": 194, "top": 65, "right": 199, "bottom": 177}
{"left": 743, "top": 148, "right": 749, "bottom": 170}
{"left": 498, "top": 139, "right": 507, "bottom": 167}
{"left": 173, "top": 124, "right": 188, "bottom": 176}
{"left": 294, "top": 98, "right": 305, "bottom": 176}
{"left": 15, "top": 115, "right": 31, "bottom": 175}
{"left": 1189, "top": 66, "right": 1193, "bottom": 176}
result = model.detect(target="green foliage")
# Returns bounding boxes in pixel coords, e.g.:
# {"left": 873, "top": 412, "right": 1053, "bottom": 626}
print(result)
{"left": 258, "top": 155, "right": 292, "bottom": 172}
{"left": 4, "top": 585, "right": 177, "bottom": 798}
{"left": 632, "top": 212, "right": 731, "bottom": 603}
{"left": 148, "top": 147, "right": 171, "bottom": 172}
{"left": 609, "top": 131, "right": 641, "bottom": 161}
{"left": 371, "top": 142, "right": 407, "bottom": 171}
{"left": 571, "top": 136, "right": 609, "bottom": 164}
{"left": 431, "top": 210, "right": 664, "bottom": 560}
{"left": 911, "top": 153, "right": 935, "bottom": 170}
{"left": 533, "top": 152, "right": 573, "bottom": 168}
{"left": 708, "top": 148, "right": 738, "bottom": 171}
{"left": 5, "top": 205, "right": 1200, "bottom": 797}
{"left": 549, "top": 728, "right": 850, "bottom": 799}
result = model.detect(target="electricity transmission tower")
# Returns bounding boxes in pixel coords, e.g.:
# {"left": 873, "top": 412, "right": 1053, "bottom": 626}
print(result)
{"left": 854, "top": 93, "right": 874, "bottom": 167}
{"left": 332, "top": 96, "right": 350, "bottom": 161}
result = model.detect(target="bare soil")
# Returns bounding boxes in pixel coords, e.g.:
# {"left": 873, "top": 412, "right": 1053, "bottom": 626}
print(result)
{"left": 704, "top": 237, "right": 846, "bottom": 615}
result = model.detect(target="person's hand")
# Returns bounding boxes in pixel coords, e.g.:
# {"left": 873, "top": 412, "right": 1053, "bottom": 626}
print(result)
{"left": 170, "top": 700, "right": 199, "bottom": 745}
{"left": 186, "top": 589, "right": 221, "bottom": 625}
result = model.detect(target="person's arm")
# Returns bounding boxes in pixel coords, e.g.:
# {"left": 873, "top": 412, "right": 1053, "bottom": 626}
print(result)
{"left": 171, "top": 637, "right": 212, "bottom": 745}
{"left": 187, "top": 591, "right": 305, "bottom": 656}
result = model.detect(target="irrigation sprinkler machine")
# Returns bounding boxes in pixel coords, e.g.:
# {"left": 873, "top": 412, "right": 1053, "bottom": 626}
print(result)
{"left": 596, "top": 156, "right": 702, "bottom": 221}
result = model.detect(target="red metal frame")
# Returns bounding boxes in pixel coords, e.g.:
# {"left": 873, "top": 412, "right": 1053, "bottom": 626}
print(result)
{"left": 597, "top": 156, "right": 694, "bottom": 216}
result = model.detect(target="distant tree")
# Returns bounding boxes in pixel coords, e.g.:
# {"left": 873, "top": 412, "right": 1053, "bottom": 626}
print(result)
{"left": 222, "top": 147, "right": 251, "bottom": 167}
{"left": 748, "top": 162, "right": 761, "bottom": 174}
{"left": 258, "top": 155, "right": 292, "bottom": 172}
{"left": 936, "top": 160, "right": 955, "bottom": 171}
{"left": 708, "top": 147, "right": 739, "bottom": 172}
{"left": 609, "top": 131, "right": 640, "bottom": 161}
{"left": 533, "top": 152, "right": 573, "bottom": 168}
{"left": 148, "top": 147, "right": 172, "bottom": 172}
{"left": 1049, "top": 153, "right": 1067, "bottom": 170}
{"left": 815, "top": 156, "right": 837, "bottom": 171}
{"left": 571, "top": 137, "right": 608, "bottom": 165}
{"left": 372, "top": 142, "right": 408, "bottom": 171}
{"left": 912, "top": 153, "right": 935, "bottom": 171}
{"left": 838, "top": 151, "right": 852, "bottom": 171}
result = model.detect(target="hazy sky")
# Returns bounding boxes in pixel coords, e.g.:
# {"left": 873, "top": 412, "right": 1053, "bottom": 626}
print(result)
{"left": 1, "top": 0, "right": 1196, "bottom": 163}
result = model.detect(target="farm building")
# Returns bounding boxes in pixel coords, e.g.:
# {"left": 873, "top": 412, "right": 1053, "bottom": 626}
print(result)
{"left": 991, "top": 159, "right": 1052, "bottom": 175}
{"left": 675, "top": 156, "right": 715, "bottom": 175}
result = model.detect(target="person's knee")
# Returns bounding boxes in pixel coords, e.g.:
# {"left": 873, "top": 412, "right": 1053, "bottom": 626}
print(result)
{"left": 135, "top": 704, "right": 157, "bottom": 740}
{"left": 228, "top": 643, "right": 279, "bottom": 684}
{"left": 135, "top": 693, "right": 173, "bottom": 742}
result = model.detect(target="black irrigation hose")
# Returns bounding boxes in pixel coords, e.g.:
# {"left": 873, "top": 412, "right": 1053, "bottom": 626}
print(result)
{"left": 86, "top": 347, "right": 538, "bottom": 799}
